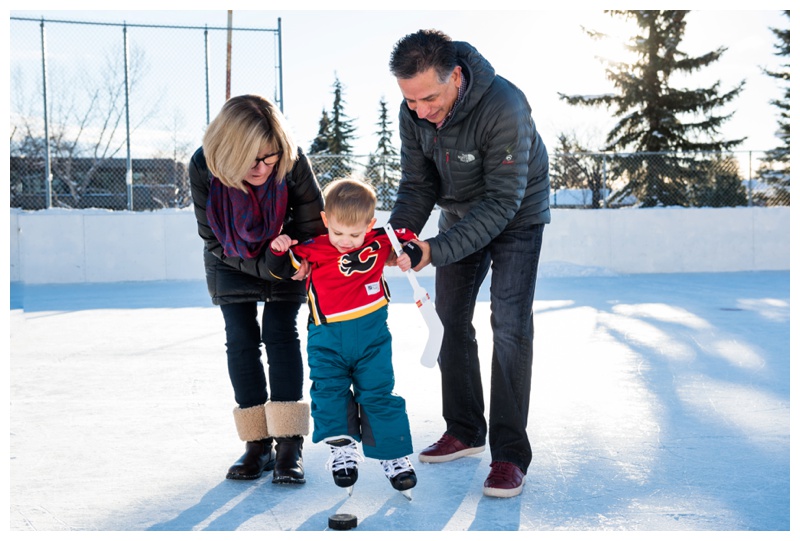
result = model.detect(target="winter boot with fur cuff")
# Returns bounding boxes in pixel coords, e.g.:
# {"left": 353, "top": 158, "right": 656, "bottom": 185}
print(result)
{"left": 227, "top": 404, "right": 275, "bottom": 480}
{"left": 265, "top": 401, "right": 310, "bottom": 484}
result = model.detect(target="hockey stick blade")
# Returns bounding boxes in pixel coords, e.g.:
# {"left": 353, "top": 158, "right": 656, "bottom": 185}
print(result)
{"left": 385, "top": 224, "right": 443, "bottom": 368}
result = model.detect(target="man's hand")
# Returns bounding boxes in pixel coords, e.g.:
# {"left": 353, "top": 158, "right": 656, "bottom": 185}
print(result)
{"left": 385, "top": 239, "right": 431, "bottom": 271}
{"left": 409, "top": 239, "right": 431, "bottom": 271}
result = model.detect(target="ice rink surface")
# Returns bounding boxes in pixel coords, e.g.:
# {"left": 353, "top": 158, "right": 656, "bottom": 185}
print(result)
{"left": 9, "top": 271, "right": 792, "bottom": 536}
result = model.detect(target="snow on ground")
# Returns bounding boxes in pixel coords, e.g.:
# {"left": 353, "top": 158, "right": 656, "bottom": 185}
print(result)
{"left": 8, "top": 270, "right": 792, "bottom": 536}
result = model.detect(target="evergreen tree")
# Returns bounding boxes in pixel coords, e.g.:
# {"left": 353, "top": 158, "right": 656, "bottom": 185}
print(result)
{"left": 373, "top": 97, "right": 398, "bottom": 157}
{"left": 309, "top": 75, "right": 357, "bottom": 187}
{"left": 307, "top": 108, "right": 335, "bottom": 187}
{"left": 687, "top": 154, "right": 747, "bottom": 207}
{"left": 559, "top": 10, "right": 745, "bottom": 207}
{"left": 328, "top": 75, "right": 357, "bottom": 155}
{"left": 757, "top": 10, "right": 790, "bottom": 205}
{"left": 308, "top": 108, "right": 332, "bottom": 155}
{"left": 550, "top": 132, "right": 607, "bottom": 208}
{"left": 364, "top": 97, "right": 401, "bottom": 209}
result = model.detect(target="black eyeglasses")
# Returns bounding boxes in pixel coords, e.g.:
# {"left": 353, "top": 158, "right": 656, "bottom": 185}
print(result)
{"left": 252, "top": 151, "right": 281, "bottom": 169}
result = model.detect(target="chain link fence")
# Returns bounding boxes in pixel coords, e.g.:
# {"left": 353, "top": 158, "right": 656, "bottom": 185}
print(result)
{"left": 10, "top": 15, "right": 282, "bottom": 210}
{"left": 305, "top": 151, "right": 789, "bottom": 210}
{"left": 550, "top": 150, "right": 789, "bottom": 208}
{"left": 306, "top": 154, "right": 401, "bottom": 211}
{"left": 10, "top": 16, "right": 789, "bottom": 211}
{"left": 11, "top": 149, "right": 787, "bottom": 211}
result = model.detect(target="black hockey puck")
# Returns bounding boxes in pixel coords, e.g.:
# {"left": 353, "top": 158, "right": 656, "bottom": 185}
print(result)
{"left": 328, "top": 513, "right": 357, "bottom": 530}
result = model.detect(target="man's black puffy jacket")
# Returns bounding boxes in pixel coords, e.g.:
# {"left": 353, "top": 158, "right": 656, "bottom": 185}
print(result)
{"left": 389, "top": 41, "right": 551, "bottom": 267}
{"left": 189, "top": 146, "right": 325, "bottom": 305}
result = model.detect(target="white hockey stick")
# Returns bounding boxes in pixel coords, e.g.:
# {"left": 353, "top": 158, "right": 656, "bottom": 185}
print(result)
{"left": 385, "top": 224, "right": 443, "bottom": 368}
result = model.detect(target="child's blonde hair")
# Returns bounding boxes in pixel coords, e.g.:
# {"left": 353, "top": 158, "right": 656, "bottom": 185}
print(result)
{"left": 322, "top": 179, "right": 377, "bottom": 226}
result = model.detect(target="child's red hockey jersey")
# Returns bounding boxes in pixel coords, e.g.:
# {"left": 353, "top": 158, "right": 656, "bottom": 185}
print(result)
{"left": 277, "top": 227, "right": 418, "bottom": 325}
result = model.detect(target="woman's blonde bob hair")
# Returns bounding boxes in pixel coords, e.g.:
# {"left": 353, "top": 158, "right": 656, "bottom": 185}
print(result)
{"left": 202, "top": 94, "right": 298, "bottom": 191}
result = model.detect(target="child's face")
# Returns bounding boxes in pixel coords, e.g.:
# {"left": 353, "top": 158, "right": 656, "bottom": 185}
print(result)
{"left": 322, "top": 213, "right": 377, "bottom": 253}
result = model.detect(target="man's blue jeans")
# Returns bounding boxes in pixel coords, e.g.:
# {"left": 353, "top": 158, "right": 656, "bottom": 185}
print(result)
{"left": 434, "top": 223, "right": 544, "bottom": 474}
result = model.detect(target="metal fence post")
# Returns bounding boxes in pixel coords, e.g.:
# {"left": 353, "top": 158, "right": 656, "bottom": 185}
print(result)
{"left": 123, "top": 23, "right": 133, "bottom": 211}
{"left": 277, "top": 17, "right": 284, "bottom": 113}
{"left": 226, "top": 11, "right": 232, "bottom": 101}
{"left": 204, "top": 25, "right": 210, "bottom": 125}
{"left": 39, "top": 18, "right": 52, "bottom": 209}
{"left": 602, "top": 152, "right": 608, "bottom": 208}
{"left": 748, "top": 151, "right": 753, "bottom": 207}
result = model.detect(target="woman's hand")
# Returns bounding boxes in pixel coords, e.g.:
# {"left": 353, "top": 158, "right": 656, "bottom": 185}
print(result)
{"left": 292, "top": 259, "right": 311, "bottom": 281}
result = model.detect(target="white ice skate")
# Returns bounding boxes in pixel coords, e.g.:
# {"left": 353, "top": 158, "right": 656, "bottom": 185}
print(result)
{"left": 324, "top": 435, "right": 364, "bottom": 497}
{"left": 380, "top": 456, "right": 417, "bottom": 500}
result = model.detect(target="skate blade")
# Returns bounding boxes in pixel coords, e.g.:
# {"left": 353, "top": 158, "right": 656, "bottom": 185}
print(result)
{"left": 399, "top": 489, "right": 412, "bottom": 501}
{"left": 346, "top": 486, "right": 354, "bottom": 497}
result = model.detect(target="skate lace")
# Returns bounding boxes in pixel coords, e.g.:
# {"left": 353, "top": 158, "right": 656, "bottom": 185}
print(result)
{"left": 325, "top": 440, "right": 364, "bottom": 473}
{"left": 380, "top": 456, "right": 413, "bottom": 479}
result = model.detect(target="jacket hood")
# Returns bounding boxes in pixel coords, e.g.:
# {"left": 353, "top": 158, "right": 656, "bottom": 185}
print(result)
{"left": 445, "top": 41, "right": 496, "bottom": 127}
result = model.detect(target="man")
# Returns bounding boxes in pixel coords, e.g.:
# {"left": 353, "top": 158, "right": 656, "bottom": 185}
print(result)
{"left": 388, "top": 29, "right": 551, "bottom": 498}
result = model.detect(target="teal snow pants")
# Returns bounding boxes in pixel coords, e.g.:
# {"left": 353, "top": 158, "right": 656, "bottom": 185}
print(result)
{"left": 307, "top": 306, "right": 413, "bottom": 460}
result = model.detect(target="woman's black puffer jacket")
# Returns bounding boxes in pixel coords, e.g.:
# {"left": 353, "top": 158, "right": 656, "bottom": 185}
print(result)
{"left": 189, "top": 146, "right": 325, "bottom": 305}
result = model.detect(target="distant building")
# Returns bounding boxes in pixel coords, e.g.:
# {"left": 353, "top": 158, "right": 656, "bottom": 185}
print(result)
{"left": 10, "top": 157, "right": 189, "bottom": 210}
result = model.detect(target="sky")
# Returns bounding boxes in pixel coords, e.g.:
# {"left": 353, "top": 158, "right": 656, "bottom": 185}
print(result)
{"left": 9, "top": 271, "right": 792, "bottom": 533}
{"left": 7, "top": 4, "right": 790, "bottom": 159}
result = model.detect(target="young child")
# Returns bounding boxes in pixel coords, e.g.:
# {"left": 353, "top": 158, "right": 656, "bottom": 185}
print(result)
{"left": 268, "top": 178, "right": 422, "bottom": 498}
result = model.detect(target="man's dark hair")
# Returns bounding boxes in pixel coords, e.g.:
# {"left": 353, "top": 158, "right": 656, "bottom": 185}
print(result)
{"left": 389, "top": 29, "right": 458, "bottom": 83}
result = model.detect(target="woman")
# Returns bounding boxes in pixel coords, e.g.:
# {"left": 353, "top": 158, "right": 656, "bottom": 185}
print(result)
{"left": 189, "top": 95, "right": 325, "bottom": 484}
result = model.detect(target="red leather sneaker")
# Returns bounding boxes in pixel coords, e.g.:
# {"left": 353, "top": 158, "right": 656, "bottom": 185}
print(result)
{"left": 483, "top": 461, "right": 526, "bottom": 497}
{"left": 418, "top": 433, "right": 485, "bottom": 463}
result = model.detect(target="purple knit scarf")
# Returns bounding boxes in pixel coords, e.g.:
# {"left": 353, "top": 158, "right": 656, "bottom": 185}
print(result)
{"left": 206, "top": 174, "right": 288, "bottom": 259}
